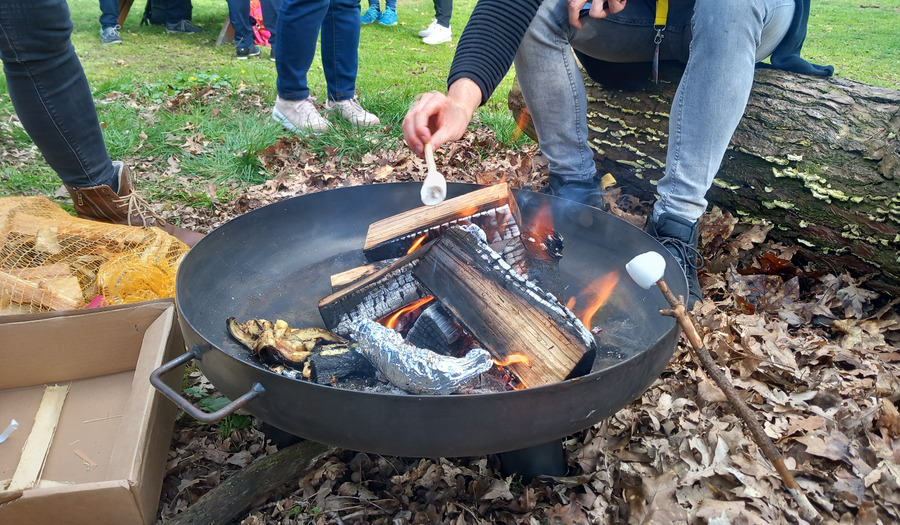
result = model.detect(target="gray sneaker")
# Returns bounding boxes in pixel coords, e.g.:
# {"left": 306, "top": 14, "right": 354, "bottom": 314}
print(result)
{"left": 166, "top": 20, "right": 204, "bottom": 33}
{"left": 100, "top": 25, "right": 123, "bottom": 45}
{"left": 272, "top": 96, "right": 332, "bottom": 134}
{"left": 324, "top": 98, "right": 381, "bottom": 127}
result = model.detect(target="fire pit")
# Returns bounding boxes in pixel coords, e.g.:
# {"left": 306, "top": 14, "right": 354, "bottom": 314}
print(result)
{"left": 153, "top": 182, "right": 686, "bottom": 458}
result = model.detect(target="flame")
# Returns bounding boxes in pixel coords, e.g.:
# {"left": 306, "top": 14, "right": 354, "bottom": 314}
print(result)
{"left": 493, "top": 354, "right": 530, "bottom": 367}
{"left": 406, "top": 235, "right": 427, "bottom": 254}
{"left": 565, "top": 296, "right": 577, "bottom": 310}
{"left": 577, "top": 270, "right": 620, "bottom": 328}
{"left": 382, "top": 296, "right": 434, "bottom": 330}
{"left": 527, "top": 201, "right": 555, "bottom": 259}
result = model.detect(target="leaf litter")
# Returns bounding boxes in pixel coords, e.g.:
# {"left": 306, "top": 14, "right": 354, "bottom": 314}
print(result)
{"left": 156, "top": 125, "right": 899, "bottom": 525}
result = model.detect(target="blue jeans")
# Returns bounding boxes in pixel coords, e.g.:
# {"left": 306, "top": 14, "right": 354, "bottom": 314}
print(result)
{"left": 0, "top": 0, "right": 116, "bottom": 188}
{"left": 368, "top": 0, "right": 396, "bottom": 10}
{"left": 433, "top": 0, "right": 451, "bottom": 27}
{"left": 98, "top": 0, "right": 119, "bottom": 28}
{"left": 226, "top": 0, "right": 281, "bottom": 49}
{"left": 276, "top": 0, "right": 361, "bottom": 102}
{"left": 515, "top": 0, "right": 794, "bottom": 223}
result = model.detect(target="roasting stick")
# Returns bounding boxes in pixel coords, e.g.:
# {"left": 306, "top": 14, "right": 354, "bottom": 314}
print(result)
{"left": 420, "top": 142, "right": 447, "bottom": 206}
{"left": 625, "top": 252, "right": 823, "bottom": 524}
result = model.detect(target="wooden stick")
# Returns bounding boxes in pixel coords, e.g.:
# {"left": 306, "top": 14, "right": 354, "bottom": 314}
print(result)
{"left": 166, "top": 440, "right": 332, "bottom": 525}
{"left": 655, "top": 279, "right": 823, "bottom": 523}
{"left": 9, "top": 384, "right": 70, "bottom": 491}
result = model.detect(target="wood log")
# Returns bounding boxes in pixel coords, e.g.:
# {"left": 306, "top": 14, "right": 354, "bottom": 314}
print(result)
{"left": 330, "top": 258, "right": 398, "bottom": 291}
{"left": 413, "top": 226, "right": 596, "bottom": 389}
{"left": 166, "top": 440, "right": 332, "bottom": 525}
{"left": 364, "top": 183, "right": 523, "bottom": 261}
{"left": 318, "top": 248, "right": 431, "bottom": 332}
{"left": 508, "top": 66, "right": 900, "bottom": 294}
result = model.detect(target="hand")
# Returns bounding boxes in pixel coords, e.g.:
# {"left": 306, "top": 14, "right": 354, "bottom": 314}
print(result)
{"left": 402, "top": 78, "right": 481, "bottom": 157}
{"left": 568, "top": 0, "right": 627, "bottom": 29}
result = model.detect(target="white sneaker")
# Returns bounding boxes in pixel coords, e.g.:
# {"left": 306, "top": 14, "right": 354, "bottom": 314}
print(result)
{"left": 324, "top": 98, "right": 381, "bottom": 127}
{"left": 422, "top": 24, "right": 451, "bottom": 45}
{"left": 272, "top": 96, "right": 332, "bottom": 134}
{"left": 418, "top": 19, "right": 438, "bottom": 37}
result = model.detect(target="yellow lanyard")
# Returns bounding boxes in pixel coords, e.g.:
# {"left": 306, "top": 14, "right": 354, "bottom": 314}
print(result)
{"left": 653, "top": 0, "right": 669, "bottom": 83}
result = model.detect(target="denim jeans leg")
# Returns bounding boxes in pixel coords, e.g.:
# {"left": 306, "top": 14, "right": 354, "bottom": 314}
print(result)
{"left": 653, "top": 0, "right": 794, "bottom": 222}
{"left": 260, "top": 0, "right": 281, "bottom": 49}
{"left": 433, "top": 0, "right": 451, "bottom": 27}
{"left": 226, "top": 0, "right": 255, "bottom": 47}
{"left": 275, "top": 0, "right": 330, "bottom": 100}
{"left": 98, "top": 0, "right": 120, "bottom": 28}
{"left": 0, "top": 0, "right": 115, "bottom": 188}
{"left": 321, "top": 0, "right": 360, "bottom": 101}
{"left": 514, "top": 0, "right": 596, "bottom": 182}
{"left": 166, "top": 0, "right": 192, "bottom": 24}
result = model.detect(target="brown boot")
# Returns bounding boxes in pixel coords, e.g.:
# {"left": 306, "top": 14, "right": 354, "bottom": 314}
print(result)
{"left": 65, "top": 162, "right": 205, "bottom": 247}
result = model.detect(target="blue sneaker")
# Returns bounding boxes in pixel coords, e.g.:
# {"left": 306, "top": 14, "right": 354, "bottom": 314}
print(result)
{"left": 377, "top": 8, "right": 397, "bottom": 26}
{"left": 361, "top": 6, "right": 380, "bottom": 24}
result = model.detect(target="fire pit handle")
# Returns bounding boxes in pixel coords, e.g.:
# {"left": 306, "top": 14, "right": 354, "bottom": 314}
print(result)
{"left": 150, "top": 345, "right": 266, "bottom": 424}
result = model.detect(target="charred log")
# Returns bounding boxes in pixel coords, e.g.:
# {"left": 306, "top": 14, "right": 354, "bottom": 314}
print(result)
{"left": 508, "top": 66, "right": 900, "bottom": 294}
{"left": 413, "top": 225, "right": 596, "bottom": 389}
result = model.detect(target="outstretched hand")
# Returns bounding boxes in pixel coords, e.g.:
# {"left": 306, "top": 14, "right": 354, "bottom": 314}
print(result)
{"left": 402, "top": 79, "right": 482, "bottom": 157}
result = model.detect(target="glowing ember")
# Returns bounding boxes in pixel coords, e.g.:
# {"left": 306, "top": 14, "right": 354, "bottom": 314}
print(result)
{"left": 380, "top": 296, "right": 435, "bottom": 330}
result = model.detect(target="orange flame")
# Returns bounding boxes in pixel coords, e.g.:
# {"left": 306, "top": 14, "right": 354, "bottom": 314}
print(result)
{"left": 406, "top": 235, "right": 427, "bottom": 254}
{"left": 493, "top": 354, "right": 530, "bottom": 367}
{"left": 382, "top": 296, "right": 434, "bottom": 330}
{"left": 577, "top": 270, "right": 620, "bottom": 328}
{"left": 511, "top": 110, "right": 531, "bottom": 143}
{"left": 527, "top": 201, "right": 555, "bottom": 259}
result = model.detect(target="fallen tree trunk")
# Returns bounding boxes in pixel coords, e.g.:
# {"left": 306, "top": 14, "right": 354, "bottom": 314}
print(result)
{"left": 508, "top": 66, "right": 900, "bottom": 294}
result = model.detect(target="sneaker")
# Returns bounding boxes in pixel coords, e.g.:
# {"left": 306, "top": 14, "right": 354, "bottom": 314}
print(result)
{"left": 100, "top": 25, "right": 123, "bottom": 45}
{"left": 236, "top": 44, "right": 260, "bottom": 59}
{"left": 540, "top": 174, "right": 607, "bottom": 211}
{"left": 422, "top": 24, "right": 451, "bottom": 45}
{"left": 377, "top": 8, "right": 397, "bottom": 26}
{"left": 361, "top": 5, "right": 380, "bottom": 24}
{"left": 324, "top": 98, "right": 381, "bottom": 127}
{"left": 418, "top": 19, "right": 438, "bottom": 37}
{"left": 646, "top": 213, "right": 704, "bottom": 308}
{"left": 166, "top": 20, "right": 204, "bottom": 33}
{"left": 273, "top": 96, "right": 332, "bottom": 134}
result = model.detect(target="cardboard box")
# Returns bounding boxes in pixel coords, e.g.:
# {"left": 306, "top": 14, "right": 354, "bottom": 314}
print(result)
{"left": 0, "top": 299, "right": 184, "bottom": 525}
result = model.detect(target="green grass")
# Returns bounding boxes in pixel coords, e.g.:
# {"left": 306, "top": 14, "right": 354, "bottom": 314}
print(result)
{"left": 0, "top": 0, "right": 897, "bottom": 203}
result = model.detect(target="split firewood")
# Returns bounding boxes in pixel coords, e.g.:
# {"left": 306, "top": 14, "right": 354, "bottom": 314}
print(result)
{"left": 319, "top": 248, "right": 431, "bottom": 332}
{"left": 0, "top": 269, "right": 82, "bottom": 311}
{"left": 363, "top": 183, "right": 523, "bottom": 261}
{"left": 4, "top": 263, "right": 71, "bottom": 281}
{"left": 413, "top": 225, "right": 596, "bottom": 388}
{"left": 329, "top": 258, "right": 398, "bottom": 291}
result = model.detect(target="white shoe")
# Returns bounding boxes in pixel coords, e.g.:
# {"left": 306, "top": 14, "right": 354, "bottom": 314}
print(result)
{"left": 324, "top": 98, "right": 381, "bottom": 127}
{"left": 422, "top": 24, "right": 451, "bottom": 45}
{"left": 418, "top": 19, "right": 438, "bottom": 37}
{"left": 272, "top": 96, "right": 332, "bottom": 134}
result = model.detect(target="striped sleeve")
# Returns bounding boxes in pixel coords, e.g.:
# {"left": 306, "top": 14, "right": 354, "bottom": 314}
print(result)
{"left": 447, "top": 0, "right": 543, "bottom": 106}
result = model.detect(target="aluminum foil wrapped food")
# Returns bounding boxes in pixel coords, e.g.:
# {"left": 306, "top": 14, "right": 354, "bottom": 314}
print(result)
{"left": 346, "top": 318, "right": 493, "bottom": 395}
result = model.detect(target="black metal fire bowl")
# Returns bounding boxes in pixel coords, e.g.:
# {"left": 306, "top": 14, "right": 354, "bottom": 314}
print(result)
{"left": 164, "top": 182, "right": 686, "bottom": 458}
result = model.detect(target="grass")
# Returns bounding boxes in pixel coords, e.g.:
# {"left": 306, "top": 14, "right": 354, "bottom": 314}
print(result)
{"left": 0, "top": 0, "right": 898, "bottom": 204}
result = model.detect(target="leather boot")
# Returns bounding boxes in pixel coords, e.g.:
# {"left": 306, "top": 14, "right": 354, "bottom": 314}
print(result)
{"left": 646, "top": 213, "right": 703, "bottom": 308}
{"left": 65, "top": 162, "right": 204, "bottom": 247}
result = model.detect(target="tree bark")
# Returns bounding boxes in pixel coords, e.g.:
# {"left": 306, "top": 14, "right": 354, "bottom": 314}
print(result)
{"left": 508, "top": 66, "right": 900, "bottom": 294}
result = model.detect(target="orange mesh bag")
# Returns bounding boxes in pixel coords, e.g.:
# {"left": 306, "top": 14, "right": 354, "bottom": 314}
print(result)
{"left": 0, "top": 196, "right": 187, "bottom": 314}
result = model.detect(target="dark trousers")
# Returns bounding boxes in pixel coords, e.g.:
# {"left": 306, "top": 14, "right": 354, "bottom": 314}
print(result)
{"left": 226, "top": 0, "right": 281, "bottom": 48}
{"left": 98, "top": 0, "right": 120, "bottom": 28}
{"left": 434, "top": 0, "right": 451, "bottom": 27}
{"left": 0, "top": 0, "right": 115, "bottom": 188}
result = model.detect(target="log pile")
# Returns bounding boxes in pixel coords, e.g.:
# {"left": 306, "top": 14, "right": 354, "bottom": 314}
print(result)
{"left": 508, "top": 65, "right": 900, "bottom": 294}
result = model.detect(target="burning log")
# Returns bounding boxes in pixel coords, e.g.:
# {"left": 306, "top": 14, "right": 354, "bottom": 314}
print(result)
{"left": 318, "top": 249, "right": 431, "bottom": 333}
{"left": 329, "top": 258, "right": 398, "bottom": 291}
{"left": 413, "top": 225, "right": 596, "bottom": 389}
{"left": 405, "top": 303, "right": 462, "bottom": 355}
{"left": 363, "top": 183, "right": 523, "bottom": 262}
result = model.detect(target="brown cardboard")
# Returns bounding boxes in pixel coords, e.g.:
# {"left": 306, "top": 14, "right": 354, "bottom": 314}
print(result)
{"left": 0, "top": 299, "right": 184, "bottom": 525}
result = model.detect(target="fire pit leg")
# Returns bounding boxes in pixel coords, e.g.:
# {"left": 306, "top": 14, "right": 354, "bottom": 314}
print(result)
{"left": 497, "top": 439, "right": 566, "bottom": 480}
